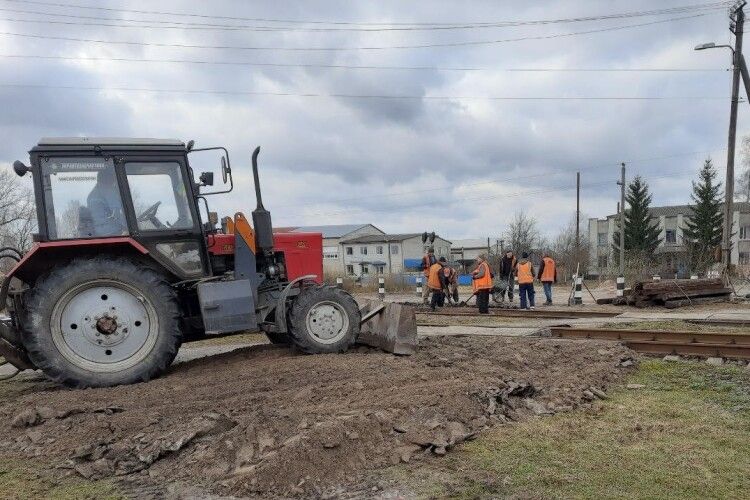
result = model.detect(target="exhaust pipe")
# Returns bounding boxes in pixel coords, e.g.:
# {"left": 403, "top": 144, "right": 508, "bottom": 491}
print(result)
{"left": 251, "top": 146, "right": 274, "bottom": 254}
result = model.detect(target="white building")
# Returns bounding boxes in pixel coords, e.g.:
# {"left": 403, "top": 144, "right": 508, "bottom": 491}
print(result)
{"left": 588, "top": 202, "right": 750, "bottom": 276}
{"left": 339, "top": 233, "right": 452, "bottom": 277}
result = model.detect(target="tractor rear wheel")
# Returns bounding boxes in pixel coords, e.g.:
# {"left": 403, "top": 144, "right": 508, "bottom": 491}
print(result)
{"left": 287, "top": 285, "right": 360, "bottom": 353}
{"left": 23, "top": 257, "right": 182, "bottom": 388}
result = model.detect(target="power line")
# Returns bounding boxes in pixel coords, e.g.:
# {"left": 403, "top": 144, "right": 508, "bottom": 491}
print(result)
{"left": 0, "top": 53, "right": 728, "bottom": 73}
{"left": 276, "top": 169, "right": 697, "bottom": 219}
{"left": 0, "top": 13, "right": 716, "bottom": 52}
{"left": 0, "top": 83, "right": 731, "bottom": 101}
{"left": 0, "top": 0, "right": 730, "bottom": 28}
{"left": 274, "top": 149, "right": 726, "bottom": 209}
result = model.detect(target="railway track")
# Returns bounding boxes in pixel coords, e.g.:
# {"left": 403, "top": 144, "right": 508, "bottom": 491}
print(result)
{"left": 550, "top": 327, "right": 750, "bottom": 360}
{"left": 415, "top": 308, "right": 620, "bottom": 320}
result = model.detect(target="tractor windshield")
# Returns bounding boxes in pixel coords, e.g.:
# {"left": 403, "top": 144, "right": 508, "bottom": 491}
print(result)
{"left": 124, "top": 162, "right": 194, "bottom": 231}
{"left": 41, "top": 157, "right": 127, "bottom": 239}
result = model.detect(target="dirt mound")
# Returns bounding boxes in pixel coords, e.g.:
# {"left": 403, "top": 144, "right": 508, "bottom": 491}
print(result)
{"left": 0, "top": 337, "right": 636, "bottom": 497}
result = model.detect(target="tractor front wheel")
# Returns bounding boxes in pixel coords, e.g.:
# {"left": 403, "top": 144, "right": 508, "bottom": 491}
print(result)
{"left": 287, "top": 285, "right": 360, "bottom": 353}
{"left": 22, "top": 257, "right": 182, "bottom": 388}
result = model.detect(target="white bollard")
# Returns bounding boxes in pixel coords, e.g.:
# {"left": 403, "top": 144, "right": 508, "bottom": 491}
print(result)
{"left": 653, "top": 275, "right": 661, "bottom": 282}
{"left": 336, "top": 277, "right": 343, "bottom": 288}
{"left": 574, "top": 276, "right": 583, "bottom": 305}
{"left": 378, "top": 277, "right": 385, "bottom": 301}
{"left": 416, "top": 277, "right": 423, "bottom": 296}
{"left": 616, "top": 276, "right": 625, "bottom": 297}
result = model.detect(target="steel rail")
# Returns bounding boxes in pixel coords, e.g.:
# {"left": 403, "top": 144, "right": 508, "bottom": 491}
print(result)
{"left": 550, "top": 327, "right": 750, "bottom": 360}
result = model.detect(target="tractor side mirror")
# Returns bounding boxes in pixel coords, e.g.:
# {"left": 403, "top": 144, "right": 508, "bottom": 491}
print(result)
{"left": 199, "top": 171, "right": 214, "bottom": 186}
{"left": 221, "top": 156, "right": 229, "bottom": 184}
{"left": 13, "top": 160, "right": 30, "bottom": 177}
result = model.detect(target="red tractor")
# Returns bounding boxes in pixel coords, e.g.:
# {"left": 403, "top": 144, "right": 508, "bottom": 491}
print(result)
{"left": 0, "top": 138, "right": 415, "bottom": 388}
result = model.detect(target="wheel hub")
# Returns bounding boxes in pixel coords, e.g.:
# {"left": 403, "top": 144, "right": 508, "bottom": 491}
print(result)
{"left": 52, "top": 281, "right": 157, "bottom": 370}
{"left": 305, "top": 301, "right": 349, "bottom": 344}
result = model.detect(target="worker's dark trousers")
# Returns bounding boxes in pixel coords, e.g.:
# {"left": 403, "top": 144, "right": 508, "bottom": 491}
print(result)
{"left": 519, "top": 283, "right": 535, "bottom": 309}
{"left": 476, "top": 289, "right": 490, "bottom": 314}
{"left": 430, "top": 289, "right": 445, "bottom": 310}
{"left": 542, "top": 282, "right": 553, "bottom": 304}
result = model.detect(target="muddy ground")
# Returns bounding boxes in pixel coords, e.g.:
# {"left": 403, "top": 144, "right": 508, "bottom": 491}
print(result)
{"left": 0, "top": 336, "right": 635, "bottom": 498}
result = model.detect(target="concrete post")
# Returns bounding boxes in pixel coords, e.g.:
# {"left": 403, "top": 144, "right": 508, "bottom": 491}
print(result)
{"left": 616, "top": 276, "right": 625, "bottom": 297}
{"left": 416, "top": 277, "right": 423, "bottom": 296}
{"left": 336, "top": 277, "right": 343, "bottom": 288}
{"left": 378, "top": 277, "right": 385, "bottom": 301}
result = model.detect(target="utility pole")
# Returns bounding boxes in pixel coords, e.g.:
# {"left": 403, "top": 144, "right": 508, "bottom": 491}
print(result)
{"left": 724, "top": 3, "right": 745, "bottom": 268}
{"left": 576, "top": 172, "right": 581, "bottom": 260}
{"left": 617, "top": 163, "right": 626, "bottom": 277}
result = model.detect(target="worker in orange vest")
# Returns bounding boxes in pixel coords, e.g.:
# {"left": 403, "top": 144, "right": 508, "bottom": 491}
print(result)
{"left": 421, "top": 247, "right": 436, "bottom": 304}
{"left": 471, "top": 254, "right": 493, "bottom": 314}
{"left": 515, "top": 252, "right": 536, "bottom": 310}
{"left": 428, "top": 257, "right": 447, "bottom": 311}
{"left": 537, "top": 253, "right": 557, "bottom": 305}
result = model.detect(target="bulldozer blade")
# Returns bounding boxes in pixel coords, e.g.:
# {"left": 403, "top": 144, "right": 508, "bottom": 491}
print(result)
{"left": 358, "top": 301, "right": 418, "bottom": 355}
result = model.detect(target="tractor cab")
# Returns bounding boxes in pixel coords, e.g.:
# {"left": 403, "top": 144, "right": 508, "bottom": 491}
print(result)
{"left": 22, "top": 138, "right": 210, "bottom": 279}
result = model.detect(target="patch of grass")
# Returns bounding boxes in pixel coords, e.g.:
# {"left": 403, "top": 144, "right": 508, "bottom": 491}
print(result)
{"left": 0, "top": 457, "right": 123, "bottom": 500}
{"left": 407, "top": 360, "right": 750, "bottom": 499}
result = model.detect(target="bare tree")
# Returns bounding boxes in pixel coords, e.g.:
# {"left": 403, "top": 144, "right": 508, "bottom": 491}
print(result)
{"left": 550, "top": 215, "right": 590, "bottom": 281}
{"left": 504, "top": 212, "right": 541, "bottom": 255}
{"left": 0, "top": 170, "right": 36, "bottom": 252}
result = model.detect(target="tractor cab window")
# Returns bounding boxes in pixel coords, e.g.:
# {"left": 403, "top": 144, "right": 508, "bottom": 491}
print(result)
{"left": 125, "top": 162, "right": 194, "bottom": 232}
{"left": 41, "top": 157, "right": 127, "bottom": 239}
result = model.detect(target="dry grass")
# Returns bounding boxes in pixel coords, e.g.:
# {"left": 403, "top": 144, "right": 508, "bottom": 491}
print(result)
{"left": 395, "top": 359, "right": 750, "bottom": 499}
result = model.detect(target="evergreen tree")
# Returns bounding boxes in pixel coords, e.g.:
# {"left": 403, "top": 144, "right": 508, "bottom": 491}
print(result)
{"left": 683, "top": 158, "right": 723, "bottom": 249}
{"left": 612, "top": 176, "right": 662, "bottom": 262}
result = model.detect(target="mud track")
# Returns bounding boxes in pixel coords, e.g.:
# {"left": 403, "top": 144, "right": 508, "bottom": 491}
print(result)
{"left": 0, "top": 336, "right": 636, "bottom": 497}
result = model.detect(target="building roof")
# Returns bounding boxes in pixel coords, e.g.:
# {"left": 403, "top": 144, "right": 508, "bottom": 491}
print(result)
{"left": 603, "top": 202, "right": 750, "bottom": 219}
{"left": 276, "top": 224, "right": 382, "bottom": 239}
{"left": 342, "top": 233, "right": 420, "bottom": 243}
{"left": 450, "top": 238, "right": 491, "bottom": 249}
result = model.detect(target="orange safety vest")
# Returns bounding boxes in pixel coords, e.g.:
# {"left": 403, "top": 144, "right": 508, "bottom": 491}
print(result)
{"left": 517, "top": 261, "right": 534, "bottom": 284}
{"left": 472, "top": 261, "right": 493, "bottom": 291}
{"left": 541, "top": 257, "right": 556, "bottom": 282}
{"left": 428, "top": 263, "right": 443, "bottom": 290}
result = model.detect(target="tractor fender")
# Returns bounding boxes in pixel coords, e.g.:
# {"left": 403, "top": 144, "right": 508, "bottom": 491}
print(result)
{"left": 272, "top": 274, "right": 317, "bottom": 333}
{"left": 4, "top": 238, "right": 149, "bottom": 286}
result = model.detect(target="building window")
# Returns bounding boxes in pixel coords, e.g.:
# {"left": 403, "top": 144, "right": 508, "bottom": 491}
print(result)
{"left": 391, "top": 245, "right": 399, "bottom": 255}
{"left": 346, "top": 247, "right": 353, "bottom": 255}
{"left": 598, "top": 255, "right": 608, "bottom": 268}
{"left": 376, "top": 265, "right": 385, "bottom": 274}
{"left": 597, "top": 232, "right": 607, "bottom": 247}
{"left": 740, "top": 226, "right": 750, "bottom": 240}
{"left": 376, "top": 245, "right": 384, "bottom": 255}
{"left": 665, "top": 229, "right": 677, "bottom": 245}
{"left": 346, "top": 264, "right": 354, "bottom": 275}
{"left": 361, "top": 265, "right": 369, "bottom": 275}
{"left": 323, "top": 246, "right": 338, "bottom": 259}
{"left": 740, "top": 252, "right": 750, "bottom": 265}
{"left": 360, "top": 246, "right": 368, "bottom": 255}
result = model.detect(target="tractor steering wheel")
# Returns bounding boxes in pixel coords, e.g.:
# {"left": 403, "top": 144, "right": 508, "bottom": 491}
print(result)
{"left": 136, "top": 201, "right": 163, "bottom": 227}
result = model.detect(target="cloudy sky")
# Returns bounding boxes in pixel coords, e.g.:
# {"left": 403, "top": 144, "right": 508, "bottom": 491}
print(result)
{"left": 1, "top": 0, "right": 747, "bottom": 241}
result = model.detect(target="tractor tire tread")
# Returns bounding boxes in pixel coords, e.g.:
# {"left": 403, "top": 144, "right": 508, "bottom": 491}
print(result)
{"left": 287, "top": 284, "right": 360, "bottom": 354}
{"left": 22, "top": 256, "right": 182, "bottom": 388}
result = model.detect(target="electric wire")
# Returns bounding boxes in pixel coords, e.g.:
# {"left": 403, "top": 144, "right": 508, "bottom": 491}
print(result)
{"left": 1, "top": 0, "right": 730, "bottom": 28}
{"left": 0, "top": 53, "right": 727, "bottom": 73}
{"left": 0, "top": 83, "right": 731, "bottom": 101}
{"left": 274, "top": 149, "right": 727, "bottom": 209}
{"left": 0, "top": 13, "right": 717, "bottom": 51}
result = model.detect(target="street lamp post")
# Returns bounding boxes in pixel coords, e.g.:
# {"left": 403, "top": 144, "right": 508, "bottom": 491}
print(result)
{"left": 695, "top": 1, "right": 746, "bottom": 268}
